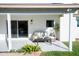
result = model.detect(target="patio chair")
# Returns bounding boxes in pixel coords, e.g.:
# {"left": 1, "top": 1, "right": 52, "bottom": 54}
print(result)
{"left": 45, "top": 28, "right": 56, "bottom": 42}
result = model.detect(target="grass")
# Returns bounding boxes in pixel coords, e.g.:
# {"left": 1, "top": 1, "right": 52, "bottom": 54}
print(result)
{"left": 40, "top": 41, "right": 79, "bottom": 56}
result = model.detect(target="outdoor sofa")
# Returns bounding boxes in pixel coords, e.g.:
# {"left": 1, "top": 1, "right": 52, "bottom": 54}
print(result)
{"left": 31, "top": 30, "right": 56, "bottom": 43}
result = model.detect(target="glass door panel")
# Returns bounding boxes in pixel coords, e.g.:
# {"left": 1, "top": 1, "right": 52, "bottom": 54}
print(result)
{"left": 18, "top": 21, "right": 28, "bottom": 37}
{"left": 11, "top": 21, "right": 17, "bottom": 38}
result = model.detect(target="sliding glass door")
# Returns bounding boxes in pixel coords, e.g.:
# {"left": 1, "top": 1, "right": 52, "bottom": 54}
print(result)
{"left": 11, "top": 20, "right": 28, "bottom": 38}
{"left": 18, "top": 21, "right": 28, "bottom": 37}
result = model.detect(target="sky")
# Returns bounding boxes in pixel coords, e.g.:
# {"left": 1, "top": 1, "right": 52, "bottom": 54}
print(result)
{"left": 0, "top": 0, "right": 79, "bottom": 3}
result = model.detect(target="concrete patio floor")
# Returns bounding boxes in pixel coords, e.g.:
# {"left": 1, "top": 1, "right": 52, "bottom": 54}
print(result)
{"left": 0, "top": 39, "right": 68, "bottom": 52}
{"left": 36, "top": 40, "right": 68, "bottom": 51}
{"left": 0, "top": 40, "right": 69, "bottom": 56}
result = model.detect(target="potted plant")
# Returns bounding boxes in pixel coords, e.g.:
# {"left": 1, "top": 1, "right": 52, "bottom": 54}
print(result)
{"left": 18, "top": 44, "right": 41, "bottom": 56}
{"left": 54, "top": 23, "right": 60, "bottom": 32}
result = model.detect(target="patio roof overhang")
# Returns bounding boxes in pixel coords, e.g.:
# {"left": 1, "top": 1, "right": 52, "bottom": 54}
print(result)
{"left": 0, "top": 3, "right": 78, "bottom": 14}
{"left": 0, "top": 3, "right": 79, "bottom": 8}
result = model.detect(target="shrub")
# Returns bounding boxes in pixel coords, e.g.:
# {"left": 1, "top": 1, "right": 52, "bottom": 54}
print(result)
{"left": 18, "top": 44, "right": 41, "bottom": 54}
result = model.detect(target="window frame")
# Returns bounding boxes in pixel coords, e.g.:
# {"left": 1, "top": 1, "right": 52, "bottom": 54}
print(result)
{"left": 11, "top": 20, "right": 28, "bottom": 38}
{"left": 46, "top": 20, "right": 54, "bottom": 27}
{"left": 76, "top": 17, "right": 79, "bottom": 27}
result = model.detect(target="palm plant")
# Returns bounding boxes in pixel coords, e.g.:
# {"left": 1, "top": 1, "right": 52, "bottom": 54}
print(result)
{"left": 54, "top": 23, "right": 60, "bottom": 40}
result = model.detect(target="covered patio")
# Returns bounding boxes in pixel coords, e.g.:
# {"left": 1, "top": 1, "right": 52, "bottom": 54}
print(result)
{"left": 0, "top": 3, "right": 78, "bottom": 52}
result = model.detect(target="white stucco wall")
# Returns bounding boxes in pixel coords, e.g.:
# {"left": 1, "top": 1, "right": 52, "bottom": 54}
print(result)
{"left": 0, "top": 15, "right": 7, "bottom": 40}
{"left": 11, "top": 14, "right": 60, "bottom": 38}
{"left": 0, "top": 14, "right": 8, "bottom": 51}
{"left": 0, "top": 13, "right": 78, "bottom": 42}
{"left": 10, "top": 14, "right": 60, "bottom": 49}
{"left": 60, "top": 13, "right": 77, "bottom": 41}
{"left": 75, "top": 17, "right": 79, "bottom": 39}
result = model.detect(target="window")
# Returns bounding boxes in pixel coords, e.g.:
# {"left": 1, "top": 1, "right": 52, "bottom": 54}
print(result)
{"left": 46, "top": 20, "right": 54, "bottom": 27}
{"left": 76, "top": 17, "right": 79, "bottom": 27}
{"left": 77, "top": 20, "right": 79, "bottom": 27}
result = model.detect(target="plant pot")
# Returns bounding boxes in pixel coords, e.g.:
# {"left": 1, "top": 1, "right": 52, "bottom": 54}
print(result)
{"left": 31, "top": 51, "right": 41, "bottom": 56}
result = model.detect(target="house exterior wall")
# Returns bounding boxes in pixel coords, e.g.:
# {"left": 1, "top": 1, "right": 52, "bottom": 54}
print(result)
{"left": 0, "top": 15, "right": 8, "bottom": 51}
{"left": 0, "top": 13, "right": 78, "bottom": 50}
{"left": 0, "top": 4, "right": 79, "bottom": 51}
{"left": 0, "top": 8, "right": 78, "bottom": 50}
{"left": 0, "top": 15, "right": 7, "bottom": 40}
{"left": 11, "top": 14, "right": 60, "bottom": 38}
{"left": 0, "top": 8, "right": 78, "bottom": 42}
{"left": 60, "top": 13, "right": 77, "bottom": 41}
{"left": 0, "top": 13, "right": 60, "bottom": 50}
{"left": 10, "top": 14, "right": 60, "bottom": 49}
{"left": 75, "top": 16, "right": 79, "bottom": 39}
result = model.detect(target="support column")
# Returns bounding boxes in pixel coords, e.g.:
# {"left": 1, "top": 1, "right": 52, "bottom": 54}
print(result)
{"left": 68, "top": 9, "right": 72, "bottom": 51}
{"left": 7, "top": 13, "right": 12, "bottom": 51}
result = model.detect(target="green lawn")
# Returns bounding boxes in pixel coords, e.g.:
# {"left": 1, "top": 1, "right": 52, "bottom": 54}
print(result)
{"left": 40, "top": 41, "right": 79, "bottom": 56}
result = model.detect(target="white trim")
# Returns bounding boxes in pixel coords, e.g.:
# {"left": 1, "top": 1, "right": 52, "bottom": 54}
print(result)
{"left": 0, "top": 4, "right": 79, "bottom": 8}
{"left": 7, "top": 13, "right": 11, "bottom": 38}
{"left": 7, "top": 13, "right": 12, "bottom": 51}
{"left": 68, "top": 10, "right": 72, "bottom": 51}
{"left": 10, "top": 38, "right": 28, "bottom": 40}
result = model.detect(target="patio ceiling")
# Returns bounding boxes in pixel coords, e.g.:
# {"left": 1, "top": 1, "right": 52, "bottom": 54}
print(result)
{"left": 0, "top": 8, "right": 68, "bottom": 13}
{"left": 0, "top": 8, "right": 76, "bottom": 14}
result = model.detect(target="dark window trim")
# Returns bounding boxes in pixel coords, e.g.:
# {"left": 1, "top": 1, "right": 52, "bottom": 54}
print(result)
{"left": 46, "top": 20, "right": 54, "bottom": 27}
{"left": 77, "top": 20, "right": 79, "bottom": 27}
{"left": 76, "top": 17, "right": 79, "bottom": 27}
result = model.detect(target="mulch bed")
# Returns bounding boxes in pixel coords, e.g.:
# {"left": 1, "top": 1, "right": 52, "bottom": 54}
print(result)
{"left": 0, "top": 51, "right": 41, "bottom": 56}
